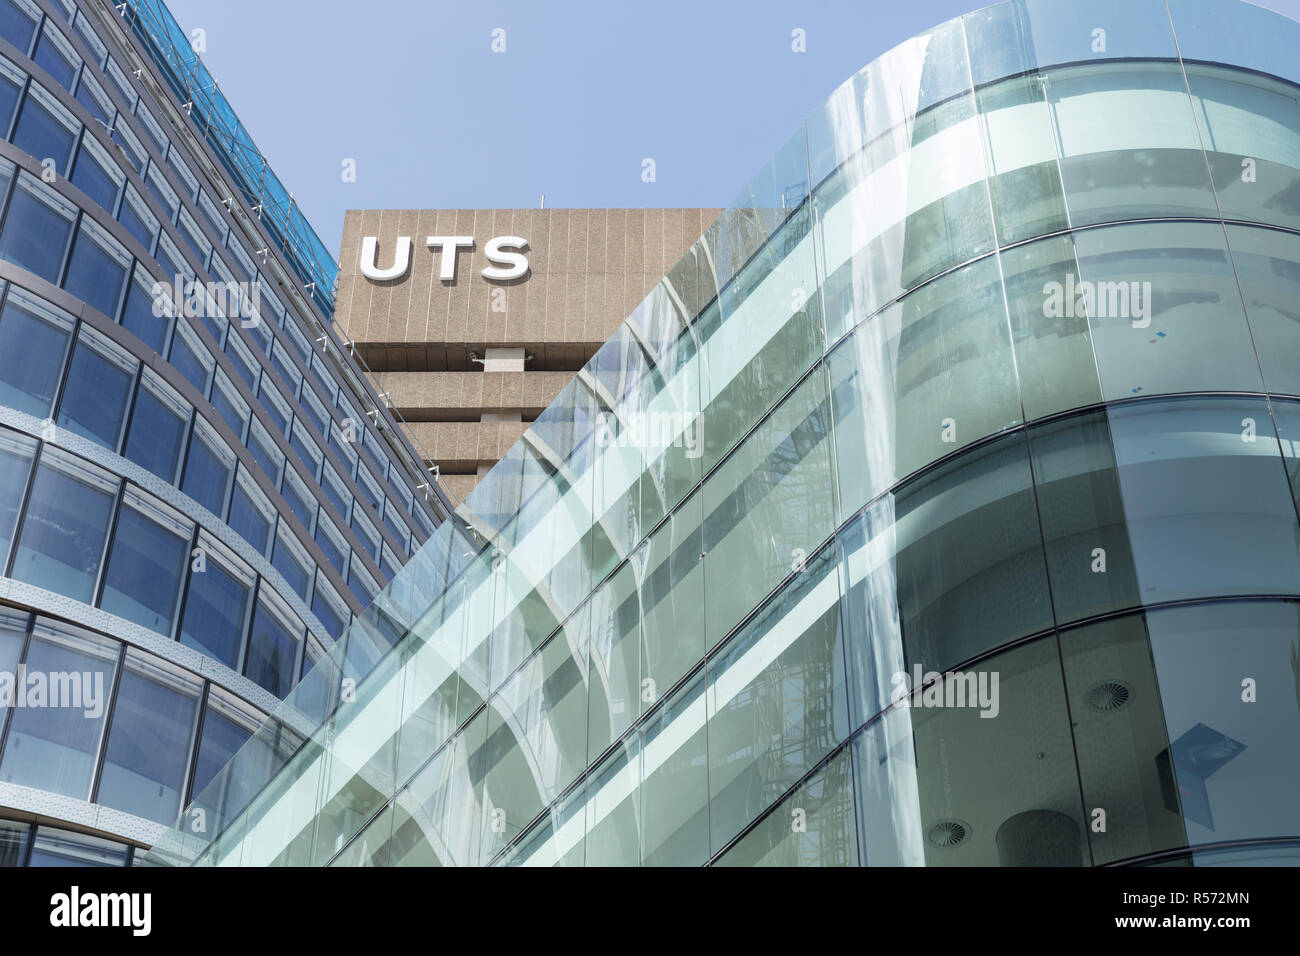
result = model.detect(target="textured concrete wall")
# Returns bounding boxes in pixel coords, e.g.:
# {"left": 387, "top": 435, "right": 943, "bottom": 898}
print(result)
{"left": 334, "top": 208, "right": 718, "bottom": 496}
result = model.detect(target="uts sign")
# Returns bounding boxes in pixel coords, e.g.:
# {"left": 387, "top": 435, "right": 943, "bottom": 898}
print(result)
{"left": 359, "top": 235, "right": 529, "bottom": 282}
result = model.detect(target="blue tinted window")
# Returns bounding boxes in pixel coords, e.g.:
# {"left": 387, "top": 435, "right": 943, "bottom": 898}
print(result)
{"left": 168, "top": 327, "right": 211, "bottom": 395}
{"left": 189, "top": 694, "right": 254, "bottom": 800}
{"left": 12, "top": 95, "right": 75, "bottom": 175}
{"left": 0, "top": 0, "right": 38, "bottom": 53}
{"left": 70, "top": 145, "right": 119, "bottom": 212}
{"left": 347, "top": 564, "right": 375, "bottom": 606}
{"left": 56, "top": 332, "right": 134, "bottom": 449}
{"left": 73, "top": 77, "right": 109, "bottom": 126}
{"left": 244, "top": 600, "right": 299, "bottom": 698}
{"left": 246, "top": 421, "right": 282, "bottom": 484}
{"left": 27, "top": 826, "right": 128, "bottom": 867}
{"left": 120, "top": 275, "right": 170, "bottom": 353}
{"left": 0, "top": 176, "right": 75, "bottom": 282}
{"left": 98, "top": 499, "right": 189, "bottom": 634}
{"left": 62, "top": 226, "right": 129, "bottom": 319}
{"left": 32, "top": 34, "right": 76, "bottom": 91}
{"left": 210, "top": 377, "right": 248, "bottom": 440}
{"left": 282, "top": 470, "right": 314, "bottom": 528}
{"left": 272, "top": 535, "right": 310, "bottom": 600}
{"left": 10, "top": 453, "right": 116, "bottom": 603}
{"left": 96, "top": 651, "right": 200, "bottom": 824}
{"left": 258, "top": 383, "right": 289, "bottom": 435}
{"left": 0, "top": 625, "right": 118, "bottom": 799}
{"left": 0, "top": 71, "right": 22, "bottom": 136}
{"left": 0, "top": 431, "right": 36, "bottom": 572}
{"left": 0, "top": 293, "right": 73, "bottom": 418}
{"left": 117, "top": 189, "right": 157, "bottom": 250}
{"left": 228, "top": 479, "right": 272, "bottom": 556}
{"left": 178, "top": 555, "right": 249, "bottom": 669}
{"left": 311, "top": 588, "right": 346, "bottom": 640}
{"left": 314, "top": 522, "right": 344, "bottom": 575}
{"left": 123, "top": 378, "right": 186, "bottom": 482}
{"left": 180, "top": 429, "right": 231, "bottom": 517}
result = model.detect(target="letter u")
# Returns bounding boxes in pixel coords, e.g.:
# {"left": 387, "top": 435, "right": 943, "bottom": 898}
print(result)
{"left": 359, "top": 236, "right": 412, "bottom": 281}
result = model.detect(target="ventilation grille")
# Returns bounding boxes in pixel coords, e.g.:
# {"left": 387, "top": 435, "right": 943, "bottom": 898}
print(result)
{"left": 927, "top": 819, "right": 969, "bottom": 848}
{"left": 1087, "top": 679, "right": 1133, "bottom": 713}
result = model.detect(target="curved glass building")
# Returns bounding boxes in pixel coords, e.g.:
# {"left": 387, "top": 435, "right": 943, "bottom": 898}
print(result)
{"left": 0, "top": 0, "right": 450, "bottom": 866}
{"left": 151, "top": 0, "right": 1300, "bottom": 867}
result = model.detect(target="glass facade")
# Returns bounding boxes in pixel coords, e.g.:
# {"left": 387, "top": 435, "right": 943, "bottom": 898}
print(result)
{"left": 0, "top": 0, "right": 448, "bottom": 862}
{"left": 144, "top": 0, "right": 1300, "bottom": 867}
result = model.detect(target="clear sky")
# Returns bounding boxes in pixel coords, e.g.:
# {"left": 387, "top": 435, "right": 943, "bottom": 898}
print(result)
{"left": 160, "top": 0, "right": 1300, "bottom": 254}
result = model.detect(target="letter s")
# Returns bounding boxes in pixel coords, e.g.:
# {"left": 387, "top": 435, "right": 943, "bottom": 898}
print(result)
{"left": 482, "top": 236, "right": 529, "bottom": 280}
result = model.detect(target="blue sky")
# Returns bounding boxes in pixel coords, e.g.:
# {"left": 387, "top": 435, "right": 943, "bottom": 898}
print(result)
{"left": 161, "top": 0, "right": 1300, "bottom": 253}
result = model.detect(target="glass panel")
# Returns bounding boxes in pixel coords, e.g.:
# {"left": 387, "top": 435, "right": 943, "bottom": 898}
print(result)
{"left": 98, "top": 490, "right": 190, "bottom": 635}
{"left": 178, "top": 540, "right": 251, "bottom": 670}
{"left": 0, "top": 819, "right": 27, "bottom": 867}
{"left": 853, "top": 636, "right": 1086, "bottom": 866}
{"left": 228, "top": 469, "right": 273, "bottom": 556}
{"left": 1030, "top": 397, "right": 1300, "bottom": 626}
{"left": 639, "top": 490, "right": 704, "bottom": 706}
{"left": 32, "top": 27, "right": 78, "bottom": 91}
{"left": 56, "top": 325, "right": 135, "bottom": 449}
{"left": 272, "top": 529, "right": 311, "bottom": 601}
{"left": 11, "top": 85, "right": 77, "bottom": 176}
{"left": 121, "top": 266, "right": 171, "bottom": 353}
{"left": 123, "top": 371, "right": 187, "bottom": 482}
{"left": 0, "top": 430, "right": 36, "bottom": 569}
{"left": 715, "top": 747, "right": 858, "bottom": 867}
{"left": 1063, "top": 601, "right": 1300, "bottom": 865}
{"left": 0, "top": 621, "right": 118, "bottom": 799}
{"left": 639, "top": 669, "right": 707, "bottom": 867}
{"left": 706, "top": 539, "right": 848, "bottom": 851}
{"left": 10, "top": 449, "right": 117, "bottom": 603}
{"left": 180, "top": 421, "right": 233, "bottom": 517}
{"left": 118, "top": 185, "right": 158, "bottom": 252}
{"left": 189, "top": 689, "right": 264, "bottom": 820}
{"left": 70, "top": 136, "right": 123, "bottom": 213}
{"left": 0, "top": 0, "right": 38, "bottom": 53}
{"left": 0, "top": 288, "right": 74, "bottom": 418}
{"left": 1222, "top": 226, "right": 1300, "bottom": 398}
{"left": 28, "top": 826, "right": 128, "bottom": 867}
{"left": 1072, "top": 222, "right": 1263, "bottom": 401}
{"left": 827, "top": 254, "right": 1021, "bottom": 522}
{"left": 63, "top": 218, "right": 130, "bottom": 319}
{"left": 96, "top": 650, "right": 201, "bottom": 824}
{"left": 0, "top": 172, "right": 76, "bottom": 284}
{"left": 169, "top": 322, "right": 213, "bottom": 396}
{"left": 244, "top": 596, "right": 301, "bottom": 698}
{"left": 837, "top": 431, "right": 1052, "bottom": 726}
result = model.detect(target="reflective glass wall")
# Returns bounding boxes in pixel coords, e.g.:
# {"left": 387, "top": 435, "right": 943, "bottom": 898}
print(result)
{"left": 149, "top": 0, "right": 1300, "bottom": 867}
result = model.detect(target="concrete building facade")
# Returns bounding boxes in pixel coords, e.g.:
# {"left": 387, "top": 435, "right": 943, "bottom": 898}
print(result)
{"left": 334, "top": 208, "right": 716, "bottom": 501}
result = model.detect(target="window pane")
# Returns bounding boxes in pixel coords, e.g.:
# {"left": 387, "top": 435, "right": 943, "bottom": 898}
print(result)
{"left": 27, "top": 826, "right": 127, "bottom": 867}
{"left": 244, "top": 599, "right": 301, "bottom": 698}
{"left": 1062, "top": 601, "right": 1300, "bottom": 864}
{"left": 70, "top": 139, "right": 122, "bottom": 212}
{"left": 0, "top": 623, "right": 118, "bottom": 799}
{"left": 96, "top": 650, "right": 201, "bottom": 824}
{"left": 228, "top": 471, "right": 272, "bottom": 556}
{"left": 0, "top": 819, "right": 27, "bottom": 867}
{"left": 168, "top": 324, "right": 212, "bottom": 395}
{"left": 32, "top": 30, "right": 77, "bottom": 90}
{"left": 706, "top": 540, "right": 848, "bottom": 851}
{"left": 838, "top": 431, "right": 1053, "bottom": 725}
{"left": 180, "top": 424, "right": 232, "bottom": 517}
{"left": 1031, "top": 397, "right": 1300, "bottom": 625}
{"left": 189, "top": 690, "right": 262, "bottom": 820}
{"left": 10, "top": 450, "right": 116, "bottom": 603}
{"left": 62, "top": 219, "right": 130, "bottom": 319}
{"left": 852, "top": 637, "right": 1085, "bottom": 866}
{"left": 56, "top": 327, "right": 135, "bottom": 449}
{"left": 117, "top": 186, "right": 158, "bottom": 251}
{"left": 11, "top": 88, "right": 76, "bottom": 175}
{"left": 98, "top": 492, "right": 190, "bottom": 635}
{"left": 123, "top": 374, "right": 187, "bottom": 482}
{"left": 272, "top": 532, "right": 310, "bottom": 601}
{"left": 178, "top": 548, "right": 250, "bottom": 669}
{"left": 0, "top": 0, "right": 38, "bottom": 53}
{"left": 827, "top": 255, "right": 1022, "bottom": 522}
{"left": 121, "top": 269, "right": 171, "bottom": 353}
{"left": 0, "top": 430, "right": 36, "bottom": 569}
{"left": 640, "top": 671, "right": 707, "bottom": 867}
{"left": 716, "top": 748, "right": 858, "bottom": 867}
{"left": 1073, "top": 222, "right": 1263, "bottom": 400}
{"left": 0, "top": 291, "right": 74, "bottom": 419}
